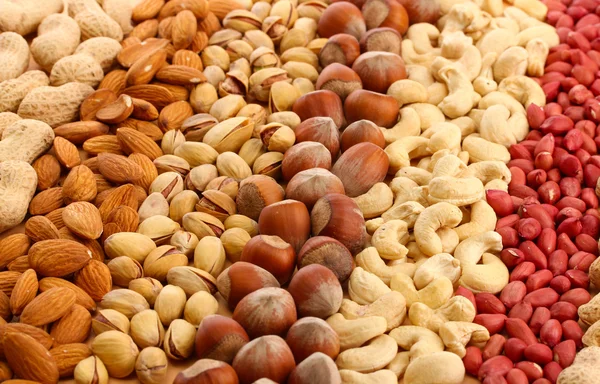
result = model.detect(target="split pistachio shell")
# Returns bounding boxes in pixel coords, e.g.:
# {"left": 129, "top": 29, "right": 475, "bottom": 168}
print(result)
{"left": 169, "top": 190, "right": 200, "bottom": 222}
{"left": 219, "top": 227, "right": 251, "bottom": 262}
{"left": 74, "top": 356, "right": 109, "bottom": 384}
{"left": 104, "top": 232, "right": 157, "bottom": 262}
{"left": 130, "top": 309, "right": 165, "bottom": 349}
{"left": 143, "top": 245, "right": 189, "bottom": 282}
{"left": 108, "top": 256, "right": 144, "bottom": 287}
{"left": 170, "top": 230, "right": 200, "bottom": 257}
{"left": 166, "top": 266, "right": 218, "bottom": 296}
{"left": 129, "top": 278, "right": 164, "bottom": 307}
{"left": 138, "top": 192, "right": 170, "bottom": 222}
{"left": 91, "top": 331, "right": 139, "bottom": 378}
{"left": 203, "top": 116, "right": 254, "bottom": 153}
{"left": 164, "top": 319, "right": 196, "bottom": 360}
{"left": 92, "top": 309, "right": 131, "bottom": 335}
{"left": 135, "top": 347, "right": 168, "bottom": 384}
{"left": 137, "top": 215, "right": 181, "bottom": 244}
{"left": 100, "top": 289, "right": 150, "bottom": 319}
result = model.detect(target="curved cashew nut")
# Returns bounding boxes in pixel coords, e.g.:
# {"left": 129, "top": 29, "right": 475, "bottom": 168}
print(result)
{"left": 409, "top": 296, "right": 476, "bottom": 333}
{"left": 456, "top": 44, "right": 483, "bottom": 82}
{"left": 440, "top": 3, "right": 477, "bottom": 38}
{"left": 494, "top": 16, "right": 520, "bottom": 35}
{"left": 414, "top": 202, "right": 462, "bottom": 256}
{"left": 480, "top": 104, "right": 529, "bottom": 146}
{"left": 499, "top": 75, "right": 547, "bottom": 108}
{"left": 462, "top": 134, "right": 511, "bottom": 163}
{"left": 476, "top": 28, "right": 518, "bottom": 57}
{"left": 453, "top": 231, "right": 503, "bottom": 265}
{"left": 437, "top": 65, "right": 480, "bottom": 118}
{"left": 410, "top": 103, "right": 446, "bottom": 130}
{"left": 459, "top": 252, "right": 509, "bottom": 294}
{"left": 426, "top": 149, "right": 455, "bottom": 172}
{"left": 389, "top": 177, "right": 430, "bottom": 208}
{"left": 437, "top": 227, "right": 460, "bottom": 254}
{"left": 389, "top": 325, "right": 444, "bottom": 359}
{"left": 428, "top": 176, "right": 485, "bottom": 207}
{"left": 439, "top": 321, "right": 490, "bottom": 358}
{"left": 326, "top": 313, "right": 387, "bottom": 351}
{"left": 391, "top": 274, "right": 454, "bottom": 309}
{"left": 407, "top": 23, "right": 441, "bottom": 54}
{"left": 404, "top": 352, "right": 466, "bottom": 384}
{"left": 371, "top": 220, "right": 410, "bottom": 260}
{"left": 451, "top": 116, "right": 477, "bottom": 138}
{"left": 473, "top": 52, "right": 498, "bottom": 96}
{"left": 493, "top": 46, "right": 528, "bottom": 83}
{"left": 461, "top": 161, "right": 512, "bottom": 185}
{"left": 441, "top": 31, "right": 472, "bottom": 59}
{"left": 422, "top": 122, "right": 462, "bottom": 153}
{"left": 485, "top": 179, "right": 509, "bottom": 191}
{"left": 431, "top": 154, "right": 468, "bottom": 178}
{"left": 406, "top": 242, "right": 429, "bottom": 263}
{"left": 526, "top": 38, "right": 549, "bottom": 77}
{"left": 454, "top": 200, "right": 497, "bottom": 241}
{"left": 356, "top": 247, "right": 416, "bottom": 284}
{"left": 478, "top": 91, "right": 526, "bottom": 115}
{"left": 382, "top": 201, "right": 425, "bottom": 228}
{"left": 366, "top": 218, "right": 384, "bottom": 235}
{"left": 401, "top": 40, "right": 436, "bottom": 67}
{"left": 413, "top": 253, "right": 462, "bottom": 289}
{"left": 335, "top": 334, "right": 398, "bottom": 373}
{"left": 339, "top": 369, "right": 398, "bottom": 384}
{"left": 381, "top": 107, "right": 421, "bottom": 145}
{"left": 353, "top": 182, "right": 394, "bottom": 219}
{"left": 340, "top": 291, "right": 407, "bottom": 332}
{"left": 406, "top": 65, "right": 434, "bottom": 87}
{"left": 387, "top": 351, "right": 410, "bottom": 378}
{"left": 427, "top": 82, "right": 449, "bottom": 105}
{"left": 479, "top": 0, "right": 504, "bottom": 17}
{"left": 348, "top": 267, "right": 391, "bottom": 305}
{"left": 395, "top": 167, "right": 432, "bottom": 186}
{"left": 387, "top": 80, "right": 429, "bottom": 108}
{"left": 516, "top": 25, "right": 559, "bottom": 48}
{"left": 385, "top": 137, "right": 430, "bottom": 173}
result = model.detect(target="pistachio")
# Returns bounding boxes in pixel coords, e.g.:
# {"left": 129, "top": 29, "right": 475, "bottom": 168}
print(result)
{"left": 281, "top": 47, "right": 319, "bottom": 68}
{"left": 226, "top": 41, "right": 254, "bottom": 62}
{"left": 203, "top": 116, "right": 254, "bottom": 152}
{"left": 209, "top": 95, "right": 247, "bottom": 122}
{"left": 249, "top": 68, "right": 290, "bottom": 101}
{"left": 185, "top": 164, "right": 218, "bottom": 192}
{"left": 161, "top": 130, "right": 185, "bottom": 155}
{"left": 108, "top": 256, "right": 144, "bottom": 287}
{"left": 237, "top": 104, "right": 267, "bottom": 128}
{"left": 135, "top": 347, "right": 168, "bottom": 384}
{"left": 143, "top": 245, "right": 189, "bottom": 282}
{"left": 306, "top": 37, "right": 327, "bottom": 55}
{"left": 201, "top": 45, "right": 230, "bottom": 71}
{"left": 174, "top": 142, "right": 219, "bottom": 167}
{"left": 184, "top": 291, "right": 219, "bottom": 326}
{"left": 270, "top": 0, "right": 298, "bottom": 28}
{"left": 249, "top": 47, "right": 281, "bottom": 71}
{"left": 193, "top": 236, "right": 226, "bottom": 277}
{"left": 129, "top": 278, "right": 164, "bottom": 307}
{"left": 182, "top": 212, "right": 225, "bottom": 238}
{"left": 243, "top": 30, "right": 275, "bottom": 50}
{"left": 230, "top": 58, "right": 252, "bottom": 78}
{"left": 224, "top": 214, "right": 260, "bottom": 236}
{"left": 223, "top": 10, "right": 262, "bottom": 33}
{"left": 164, "top": 319, "right": 196, "bottom": 360}
{"left": 166, "top": 266, "right": 218, "bottom": 296}
{"left": 268, "top": 111, "right": 302, "bottom": 129}
{"left": 181, "top": 113, "right": 219, "bottom": 142}
{"left": 220, "top": 227, "right": 251, "bottom": 262}
{"left": 259, "top": 123, "right": 296, "bottom": 152}
{"left": 219, "top": 70, "right": 249, "bottom": 97}
{"left": 149, "top": 172, "right": 185, "bottom": 202}
{"left": 100, "top": 289, "right": 150, "bottom": 319}
{"left": 170, "top": 230, "right": 199, "bottom": 257}
{"left": 91, "top": 331, "right": 139, "bottom": 378}
{"left": 130, "top": 310, "right": 165, "bottom": 349}
{"left": 74, "top": 356, "right": 109, "bottom": 384}
{"left": 252, "top": 1, "right": 272, "bottom": 21}
{"left": 297, "top": 1, "right": 327, "bottom": 22}
{"left": 282, "top": 60, "right": 319, "bottom": 81}
{"left": 269, "top": 81, "right": 301, "bottom": 113}
{"left": 169, "top": 190, "right": 200, "bottom": 222}
{"left": 262, "top": 15, "right": 288, "bottom": 43}
{"left": 104, "top": 232, "right": 157, "bottom": 262}
{"left": 203, "top": 65, "right": 226, "bottom": 88}
{"left": 253, "top": 151, "right": 284, "bottom": 179}
{"left": 92, "top": 309, "right": 131, "bottom": 335}
{"left": 208, "top": 29, "right": 243, "bottom": 48}
{"left": 280, "top": 28, "right": 309, "bottom": 52}
{"left": 216, "top": 152, "right": 253, "bottom": 180}
{"left": 138, "top": 192, "right": 170, "bottom": 222}
{"left": 196, "top": 189, "right": 237, "bottom": 220}
{"left": 205, "top": 176, "right": 240, "bottom": 200}
{"left": 154, "top": 284, "right": 187, "bottom": 326}
{"left": 190, "top": 83, "right": 219, "bottom": 115}
{"left": 238, "top": 138, "right": 266, "bottom": 167}
{"left": 154, "top": 155, "right": 191, "bottom": 176}
{"left": 137, "top": 215, "right": 181, "bottom": 244}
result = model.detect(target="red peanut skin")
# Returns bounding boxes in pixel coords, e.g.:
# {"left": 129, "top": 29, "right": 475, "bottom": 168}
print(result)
{"left": 548, "top": 250, "right": 569, "bottom": 276}
{"left": 474, "top": 314, "right": 507, "bottom": 335}
{"left": 524, "top": 343, "right": 553, "bottom": 365}
{"left": 526, "top": 269, "right": 553, "bottom": 292}
{"left": 501, "top": 248, "right": 525, "bottom": 268}
{"left": 506, "top": 318, "right": 538, "bottom": 346}
{"left": 478, "top": 356, "right": 514, "bottom": 380}
{"left": 516, "top": 218, "right": 542, "bottom": 240}
{"left": 575, "top": 233, "right": 599, "bottom": 255}
{"left": 506, "top": 369, "right": 529, "bottom": 384}
{"left": 538, "top": 181, "right": 561, "bottom": 204}
{"left": 487, "top": 190, "right": 515, "bottom": 217}
{"left": 540, "top": 319, "right": 563, "bottom": 348}
{"left": 557, "top": 233, "right": 579, "bottom": 255}
{"left": 530, "top": 307, "right": 552, "bottom": 336}
{"left": 476, "top": 293, "right": 507, "bottom": 315}
{"left": 523, "top": 288, "right": 560, "bottom": 308}
{"left": 543, "top": 361, "right": 563, "bottom": 384}
{"left": 532, "top": 379, "right": 552, "bottom": 384}
{"left": 565, "top": 269, "right": 590, "bottom": 288}
{"left": 482, "top": 334, "right": 506, "bottom": 361}
{"left": 536, "top": 228, "right": 557, "bottom": 255}
{"left": 560, "top": 288, "right": 591, "bottom": 307}
{"left": 553, "top": 339, "right": 576, "bottom": 368}
{"left": 550, "top": 275, "right": 572, "bottom": 294}
{"left": 519, "top": 241, "right": 548, "bottom": 270}
{"left": 505, "top": 338, "right": 528, "bottom": 363}
{"left": 500, "top": 281, "right": 527, "bottom": 308}
{"left": 483, "top": 376, "right": 508, "bottom": 384}
{"left": 521, "top": 205, "right": 555, "bottom": 230}
{"left": 515, "top": 361, "right": 544, "bottom": 381}
{"left": 561, "top": 320, "right": 584, "bottom": 348}
{"left": 510, "top": 262, "right": 536, "bottom": 282}
{"left": 497, "top": 214, "right": 521, "bottom": 229}
{"left": 550, "top": 301, "right": 578, "bottom": 322}
{"left": 508, "top": 302, "right": 534, "bottom": 323}
{"left": 463, "top": 346, "right": 483, "bottom": 376}
{"left": 568, "top": 251, "right": 596, "bottom": 271}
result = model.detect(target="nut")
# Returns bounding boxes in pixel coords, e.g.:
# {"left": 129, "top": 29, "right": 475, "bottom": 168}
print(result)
{"left": 164, "top": 319, "right": 196, "bottom": 360}
{"left": 135, "top": 347, "right": 168, "bottom": 384}
{"left": 286, "top": 317, "right": 340, "bottom": 363}
{"left": 232, "top": 335, "right": 296, "bottom": 384}
{"left": 91, "top": 330, "right": 139, "bottom": 378}
{"left": 288, "top": 264, "right": 343, "bottom": 319}
{"left": 184, "top": 291, "right": 219, "bottom": 326}
{"left": 130, "top": 310, "right": 165, "bottom": 349}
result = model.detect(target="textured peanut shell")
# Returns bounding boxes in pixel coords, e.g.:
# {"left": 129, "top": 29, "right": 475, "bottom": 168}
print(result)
{"left": 30, "top": 14, "right": 81, "bottom": 72}
{"left": 0, "top": 71, "right": 50, "bottom": 114}
{"left": 0, "top": 32, "right": 30, "bottom": 82}
{"left": 0, "top": 0, "right": 64, "bottom": 36}
{"left": 0, "top": 119, "right": 54, "bottom": 163}
{"left": 0, "top": 112, "right": 22, "bottom": 136}
{"left": 75, "top": 37, "right": 123, "bottom": 72}
{"left": 50, "top": 54, "right": 105, "bottom": 87}
{"left": 0, "top": 161, "right": 38, "bottom": 234}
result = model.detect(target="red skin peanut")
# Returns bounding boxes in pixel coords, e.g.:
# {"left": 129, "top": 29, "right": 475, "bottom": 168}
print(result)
{"left": 482, "top": 334, "right": 506, "bottom": 361}
{"left": 516, "top": 218, "right": 542, "bottom": 240}
{"left": 543, "top": 361, "right": 563, "bottom": 384}
{"left": 580, "top": 214, "right": 600, "bottom": 237}
{"left": 536, "top": 228, "right": 557, "bottom": 255}
{"left": 561, "top": 320, "right": 584, "bottom": 348}
{"left": 506, "top": 369, "right": 529, "bottom": 384}
{"left": 523, "top": 288, "right": 560, "bottom": 308}
{"left": 510, "top": 262, "right": 536, "bottom": 283}
{"left": 500, "top": 248, "right": 525, "bottom": 269}
{"left": 560, "top": 288, "right": 591, "bottom": 307}
{"left": 515, "top": 361, "right": 544, "bottom": 382}
{"left": 550, "top": 275, "right": 572, "bottom": 294}
{"left": 476, "top": 293, "right": 507, "bottom": 315}
{"left": 504, "top": 338, "right": 528, "bottom": 363}
{"left": 474, "top": 314, "right": 506, "bottom": 335}
{"left": 568, "top": 251, "right": 596, "bottom": 271}
{"left": 526, "top": 269, "right": 553, "bottom": 292}
{"left": 486, "top": 190, "right": 515, "bottom": 217}
{"left": 530, "top": 307, "right": 552, "bottom": 336}
{"left": 550, "top": 301, "right": 578, "bottom": 322}
{"left": 540, "top": 319, "right": 563, "bottom": 348}
{"left": 505, "top": 318, "right": 538, "bottom": 346}
{"left": 565, "top": 269, "right": 590, "bottom": 288}
{"left": 500, "top": 281, "right": 527, "bottom": 308}
{"left": 524, "top": 343, "right": 553, "bottom": 365}
{"left": 498, "top": 227, "right": 520, "bottom": 248}
{"left": 537, "top": 181, "right": 561, "bottom": 204}
{"left": 463, "top": 346, "right": 483, "bottom": 376}
{"left": 553, "top": 339, "right": 577, "bottom": 368}
{"left": 496, "top": 214, "right": 521, "bottom": 229}
{"left": 508, "top": 302, "right": 534, "bottom": 323}
{"left": 519, "top": 241, "right": 548, "bottom": 270}
{"left": 557, "top": 233, "right": 579, "bottom": 255}
{"left": 478, "top": 356, "right": 514, "bottom": 381}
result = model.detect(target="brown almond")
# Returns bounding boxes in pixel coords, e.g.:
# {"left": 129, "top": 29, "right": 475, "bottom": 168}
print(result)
{"left": 50, "top": 304, "right": 92, "bottom": 345}
{"left": 158, "top": 101, "right": 194, "bottom": 132}
{"left": 80, "top": 238, "right": 105, "bottom": 262}
{"left": 57, "top": 227, "right": 79, "bottom": 241}
{"left": 129, "top": 153, "right": 159, "bottom": 190}
{"left": 152, "top": 81, "right": 190, "bottom": 101}
{"left": 158, "top": 16, "right": 174, "bottom": 39}
{"left": 172, "top": 10, "right": 197, "bottom": 50}
{"left": 159, "top": 0, "right": 209, "bottom": 20}
{"left": 97, "top": 153, "right": 144, "bottom": 184}
{"left": 131, "top": 98, "right": 159, "bottom": 120}
{"left": 101, "top": 222, "right": 122, "bottom": 244}
{"left": 118, "top": 38, "right": 170, "bottom": 68}
{"left": 209, "top": 0, "right": 244, "bottom": 20}
{"left": 63, "top": 165, "right": 98, "bottom": 204}
{"left": 81, "top": 157, "right": 100, "bottom": 173}
{"left": 80, "top": 89, "right": 118, "bottom": 121}
{"left": 156, "top": 65, "right": 207, "bottom": 86}
{"left": 98, "top": 69, "right": 127, "bottom": 94}
{"left": 28, "top": 239, "right": 92, "bottom": 277}
{"left": 198, "top": 12, "right": 220, "bottom": 37}
{"left": 53, "top": 121, "right": 110, "bottom": 145}
{"left": 39, "top": 277, "right": 96, "bottom": 311}
{"left": 94, "top": 174, "right": 114, "bottom": 193}
{"left": 83, "top": 135, "right": 124, "bottom": 155}
{"left": 25, "top": 216, "right": 60, "bottom": 242}
{"left": 29, "top": 187, "right": 64, "bottom": 216}
{"left": 98, "top": 184, "right": 139, "bottom": 222}
{"left": 122, "top": 36, "right": 142, "bottom": 49}
{"left": 45, "top": 208, "right": 66, "bottom": 229}
{"left": 116, "top": 127, "right": 163, "bottom": 160}
{"left": 106, "top": 205, "right": 139, "bottom": 232}
{"left": 133, "top": 0, "right": 166, "bottom": 21}
{"left": 0, "top": 291, "right": 10, "bottom": 321}
{"left": 74, "top": 260, "right": 112, "bottom": 301}
{"left": 95, "top": 94, "right": 134, "bottom": 124}
{"left": 173, "top": 49, "right": 204, "bottom": 71}
{"left": 32, "top": 154, "right": 61, "bottom": 191}
{"left": 0, "top": 361, "right": 11, "bottom": 381}
{"left": 49, "top": 343, "right": 92, "bottom": 378}
{"left": 3, "top": 332, "right": 59, "bottom": 384}
{"left": 62, "top": 202, "right": 104, "bottom": 240}
{"left": 130, "top": 19, "right": 160, "bottom": 40}
{"left": 123, "top": 84, "right": 176, "bottom": 109}
{"left": 20, "top": 287, "right": 77, "bottom": 326}
{"left": 9, "top": 269, "right": 38, "bottom": 316}
{"left": 126, "top": 48, "right": 168, "bottom": 86}
{"left": 190, "top": 31, "right": 209, "bottom": 53}
{"left": 7, "top": 256, "right": 31, "bottom": 273}
{"left": 0, "top": 234, "right": 30, "bottom": 270}
{"left": 0, "top": 272, "right": 21, "bottom": 297}
{"left": 118, "top": 118, "right": 164, "bottom": 141}
{"left": 53, "top": 137, "right": 80, "bottom": 169}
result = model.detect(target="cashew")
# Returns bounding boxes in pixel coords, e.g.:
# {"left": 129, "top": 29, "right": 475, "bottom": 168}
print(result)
{"left": 479, "top": 91, "right": 526, "bottom": 114}
{"left": 440, "top": 31, "right": 472, "bottom": 60}
{"left": 402, "top": 39, "right": 436, "bottom": 67}
{"left": 381, "top": 107, "right": 421, "bottom": 145}
{"left": 335, "top": 334, "right": 398, "bottom": 373}
{"left": 485, "top": 179, "right": 509, "bottom": 191}
{"left": 454, "top": 231, "right": 503, "bottom": 264}
{"left": 513, "top": 0, "right": 549, "bottom": 21}
{"left": 462, "top": 134, "right": 511, "bottom": 163}
{"left": 468, "top": 108, "right": 485, "bottom": 128}
{"left": 407, "top": 23, "right": 441, "bottom": 54}
{"left": 437, "top": 65, "right": 480, "bottom": 118}
{"left": 480, "top": 104, "right": 529, "bottom": 146}
{"left": 382, "top": 201, "right": 425, "bottom": 228}
{"left": 389, "top": 325, "right": 444, "bottom": 359}
{"left": 365, "top": 218, "right": 384, "bottom": 235}
{"left": 391, "top": 274, "right": 454, "bottom": 309}
{"left": 410, "top": 103, "right": 446, "bottom": 130}
{"left": 526, "top": 38, "right": 549, "bottom": 77}
{"left": 454, "top": 200, "right": 497, "bottom": 240}
{"left": 437, "top": 227, "right": 460, "bottom": 254}
{"left": 404, "top": 352, "right": 466, "bottom": 384}
{"left": 516, "top": 24, "right": 559, "bottom": 48}
{"left": 326, "top": 313, "right": 387, "bottom": 351}
{"left": 407, "top": 242, "right": 429, "bottom": 263}
{"left": 414, "top": 202, "right": 462, "bottom": 256}
{"left": 494, "top": 17, "right": 521, "bottom": 35}
{"left": 352, "top": 183, "right": 394, "bottom": 219}
{"left": 395, "top": 167, "right": 432, "bottom": 186}
{"left": 408, "top": 296, "right": 476, "bottom": 332}
{"left": 439, "top": 321, "right": 490, "bottom": 357}
{"left": 461, "top": 160, "right": 512, "bottom": 185}
{"left": 386, "top": 351, "right": 410, "bottom": 378}
{"left": 499, "top": 75, "right": 546, "bottom": 108}
{"left": 339, "top": 370, "right": 398, "bottom": 384}
{"left": 427, "top": 176, "right": 485, "bottom": 207}
{"left": 431, "top": 154, "right": 467, "bottom": 178}
{"left": 356, "top": 247, "right": 416, "bottom": 285}
{"left": 441, "top": 3, "right": 477, "bottom": 38}
{"left": 0, "top": 161, "right": 38, "bottom": 234}
{"left": 456, "top": 44, "right": 483, "bottom": 81}
{"left": 387, "top": 80, "right": 428, "bottom": 107}
{"left": 460, "top": 252, "right": 509, "bottom": 293}
{"left": 479, "top": 0, "right": 504, "bottom": 17}
{"left": 422, "top": 122, "right": 462, "bottom": 153}
{"left": 389, "top": 177, "right": 430, "bottom": 208}
{"left": 427, "top": 82, "right": 450, "bottom": 105}
{"left": 385, "top": 137, "right": 430, "bottom": 173}
{"left": 413, "top": 253, "right": 462, "bottom": 289}
{"left": 473, "top": 52, "right": 498, "bottom": 96}
{"left": 348, "top": 267, "right": 391, "bottom": 305}
{"left": 493, "top": 46, "right": 528, "bottom": 83}
{"left": 339, "top": 291, "right": 407, "bottom": 332}
{"left": 504, "top": 6, "right": 535, "bottom": 27}
{"left": 406, "top": 65, "right": 435, "bottom": 87}
{"left": 371, "top": 220, "right": 410, "bottom": 261}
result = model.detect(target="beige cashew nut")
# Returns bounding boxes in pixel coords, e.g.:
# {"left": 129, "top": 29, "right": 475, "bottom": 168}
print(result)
{"left": 526, "top": 38, "right": 549, "bottom": 77}
{"left": 348, "top": 267, "right": 391, "bottom": 305}
{"left": 459, "top": 252, "right": 509, "bottom": 294}
{"left": 473, "top": 52, "right": 498, "bottom": 96}
{"left": 439, "top": 321, "right": 491, "bottom": 358}
{"left": 437, "top": 65, "right": 480, "bottom": 118}
{"left": 427, "top": 176, "right": 485, "bottom": 207}
{"left": 382, "top": 201, "right": 425, "bottom": 228}
{"left": 339, "top": 370, "right": 398, "bottom": 384}
{"left": 413, "top": 253, "right": 462, "bottom": 289}
{"left": 422, "top": 122, "right": 462, "bottom": 153}
{"left": 404, "top": 352, "right": 466, "bottom": 384}
{"left": 408, "top": 296, "right": 476, "bottom": 333}
{"left": 371, "top": 220, "right": 410, "bottom": 260}
{"left": 389, "top": 177, "right": 430, "bottom": 208}
{"left": 453, "top": 231, "right": 503, "bottom": 265}
{"left": 385, "top": 137, "right": 431, "bottom": 174}
{"left": 326, "top": 313, "right": 387, "bottom": 351}
{"left": 493, "top": 46, "right": 529, "bottom": 83}
{"left": 352, "top": 183, "right": 394, "bottom": 219}
{"left": 339, "top": 291, "right": 407, "bottom": 332}
{"left": 356, "top": 247, "right": 416, "bottom": 284}
{"left": 390, "top": 274, "right": 454, "bottom": 309}
{"left": 386, "top": 351, "right": 410, "bottom": 378}
{"left": 414, "top": 202, "right": 463, "bottom": 256}
{"left": 395, "top": 167, "right": 432, "bottom": 186}
{"left": 381, "top": 107, "right": 421, "bottom": 145}
{"left": 454, "top": 200, "right": 498, "bottom": 241}
{"left": 479, "top": 104, "right": 529, "bottom": 147}
{"left": 389, "top": 325, "right": 444, "bottom": 359}
{"left": 407, "top": 23, "right": 442, "bottom": 55}
{"left": 499, "top": 75, "right": 547, "bottom": 108}
{"left": 431, "top": 154, "right": 468, "bottom": 178}
{"left": 462, "top": 134, "right": 511, "bottom": 163}
{"left": 387, "top": 80, "right": 428, "bottom": 107}
{"left": 335, "top": 335, "right": 398, "bottom": 373}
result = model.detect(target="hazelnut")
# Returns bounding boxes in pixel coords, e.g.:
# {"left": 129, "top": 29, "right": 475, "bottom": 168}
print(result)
{"left": 287, "top": 352, "right": 341, "bottom": 384}
{"left": 232, "top": 335, "right": 296, "bottom": 384}
{"left": 311, "top": 193, "right": 367, "bottom": 254}
{"left": 361, "top": 0, "right": 409, "bottom": 35}
{"left": 294, "top": 116, "right": 340, "bottom": 155}
{"left": 359, "top": 27, "right": 402, "bottom": 55}
{"left": 240, "top": 234, "right": 296, "bottom": 284}
{"left": 332, "top": 142, "right": 388, "bottom": 197}
{"left": 232, "top": 287, "right": 297, "bottom": 338}
{"left": 352, "top": 52, "right": 406, "bottom": 94}
{"left": 194, "top": 315, "right": 250, "bottom": 363}
{"left": 173, "top": 359, "right": 239, "bottom": 384}
{"left": 315, "top": 63, "right": 362, "bottom": 101}
{"left": 216, "top": 262, "right": 280, "bottom": 309}
{"left": 258, "top": 200, "right": 311, "bottom": 255}
{"left": 344, "top": 89, "right": 399, "bottom": 128}
{"left": 285, "top": 168, "right": 345, "bottom": 210}
{"left": 282, "top": 142, "right": 332, "bottom": 181}
{"left": 317, "top": 2, "right": 366, "bottom": 39}
{"left": 297, "top": 236, "right": 355, "bottom": 282}
{"left": 288, "top": 264, "right": 343, "bottom": 319}
{"left": 319, "top": 33, "right": 360, "bottom": 68}
{"left": 340, "top": 120, "right": 385, "bottom": 152}
{"left": 235, "top": 175, "right": 284, "bottom": 221}
{"left": 292, "top": 90, "right": 345, "bottom": 129}
{"left": 396, "top": 0, "right": 440, "bottom": 23}
{"left": 286, "top": 318, "right": 341, "bottom": 364}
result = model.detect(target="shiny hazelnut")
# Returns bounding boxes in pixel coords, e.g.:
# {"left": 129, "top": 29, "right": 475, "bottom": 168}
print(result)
{"left": 359, "top": 27, "right": 402, "bottom": 55}
{"left": 287, "top": 352, "right": 341, "bottom": 384}
{"left": 232, "top": 287, "right": 297, "bottom": 338}
{"left": 396, "top": 0, "right": 440, "bottom": 23}
{"left": 352, "top": 52, "right": 407, "bottom": 94}
{"left": 319, "top": 34, "right": 360, "bottom": 68}
{"left": 331, "top": 142, "right": 389, "bottom": 197}
{"left": 282, "top": 142, "right": 332, "bottom": 181}
{"left": 258, "top": 200, "right": 311, "bottom": 255}
{"left": 216, "top": 262, "right": 280, "bottom": 309}
{"left": 361, "top": 0, "right": 409, "bottom": 35}
{"left": 236, "top": 175, "right": 285, "bottom": 221}
{"left": 297, "top": 236, "right": 355, "bottom": 282}
{"left": 194, "top": 315, "right": 250, "bottom": 363}
{"left": 311, "top": 193, "right": 367, "bottom": 254}
{"left": 292, "top": 90, "right": 345, "bottom": 129}
{"left": 173, "top": 359, "right": 239, "bottom": 384}
{"left": 285, "top": 169, "right": 345, "bottom": 210}
{"left": 315, "top": 63, "right": 362, "bottom": 101}
{"left": 331, "top": 0, "right": 368, "bottom": 8}
{"left": 340, "top": 120, "right": 385, "bottom": 152}
{"left": 286, "top": 318, "right": 340, "bottom": 363}
{"left": 344, "top": 89, "right": 399, "bottom": 128}
{"left": 240, "top": 234, "right": 296, "bottom": 284}
{"left": 232, "top": 335, "right": 296, "bottom": 384}
{"left": 317, "top": 2, "right": 366, "bottom": 39}
{"left": 287, "top": 264, "right": 343, "bottom": 319}
{"left": 293, "top": 117, "right": 340, "bottom": 155}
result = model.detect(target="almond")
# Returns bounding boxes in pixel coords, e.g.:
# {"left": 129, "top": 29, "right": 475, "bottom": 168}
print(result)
{"left": 152, "top": 82, "right": 189, "bottom": 101}
{"left": 98, "top": 69, "right": 127, "bottom": 94}
{"left": 83, "top": 135, "right": 124, "bottom": 155}
{"left": 123, "top": 84, "right": 175, "bottom": 109}
{"left": 116, "top": 127, "right": 163, "bottom": 160}
{"left": 20, "top": 287, "right": 76, "bottom": 326}
{"left": 62, "top": 202, "right": 104, "bottom": 240}
{"left": 209, "top": 0, "right": 244, "bottom": 20}
{"left": 28, "top": 239, "right": 92, "bottom": 277}
{"left": 50, "top": 305, "right": 92, "bottom": 345}
{"left": 0, "top": 234, "right": 30, "bottom": 270}
{"left": 0, "top": 323, "right": 54, "bottom": 355}
{"left": 81, "top": 157, "right": 100, "bottom": 173}
{"left": 7, "top": 255, "right": 31, "bottom": 272}
{"left": 129, "top": 153, "right": 159, "bottom": 190}
{"left": 94, "top": 174, "right": 115, "bottom": 194}
{"left": 130, "top": 19, "right": 160, "bottom": 41}
{"left": 156, "top": 65, "right": 207, "bottom": 85}
{"left": 98, "top": 184, "right": 139, "bottom": 222}
{"left": 57, "top": 227, "right": 79, "bottom": 241}
{"left": 32, "top": 154, "right": 61, "bottom": 191}
{"left": 45, "top": 208, "right": 66, "bottom": 229}
{"left": 62, "top": 165, "right": 98, "bottom": 204}
{"left": 118, "top": 39, "right": 170, "bottom": 68}
{"left": 190, "top": 30, "right": 209, "bottom": 53}
{"left": 126, "top": 48, "right": 168, "bottom": 86}
{"left": 133, "top": 0, "right": 166, "bottom": 21}
{"left": 122, "top": 36, "right": 142, "bottom": 49}
{"left": 50, "top": 343, "right": 92, "bottom": 378}
{"left": 0, "top": 291, "right": 9, "bottom": 321}
{"left": 0, "top": 361, "right": 10, "bottom": 381}
{"left": 74, "top": 260, "right": 112, "bottom": 301}
{"left": 101, "top": 222, "right": 122, "bottom": 244}
{"left": 158, "top": 16, "right": 174, "bottom": 39}
{"left": 53, "top": 121, "right": 110, "bottom": 145}
{"left": 95, "top": 94, "right": 134, "bottom": 124}
{"left": 0, "top": 271, "right": 21, "bottom": 297}
{"left": 97, "top": 153, "right": 144, "bottom": 184}
{"left": 25, "top": 216, "right": 60, "bottom": 242}
{"left": 159, "top": 0, "right": 209, "bottom": 20}
{"left": 198, "top": 12, "right": 220, "bottom": 37}
{"left": 29, "top": 187, "right": 64, "bottom": 215}
{"left": 80, "top": 89, "right": 118, "bottom": 121}
{"left": 9, "top": 269, "right": 38, "bottom": 316}
{"left": 53, "top": 137, "right": 81, "bottom": 168}
{"left": 118, "top": 118, "right": 164, "bottom": 141}
{"left": 106, "top": 205, "right": 140, "bottom": 232}
{"left": 158, "top": 101, "right": 194, "bottom": 132}
{"left": 3, "top": 332, "right": 59, "bottom": 384}
{"left": 172, "top": 10, "right": 197, "bottom": 50}
{"left": 131, "top": 98, "right": 159, "bottom": 120}
{"left": 173, "top": 49, "right": 204, "bottom": 71}
{"left": 39, "top": 277, "right": 96, "bottom": 311}
{"left": 80, "top": 238, "right": 105, "bottom": 263}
